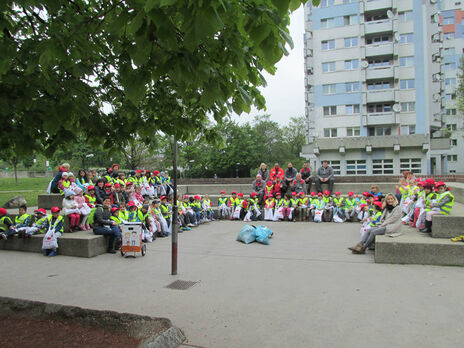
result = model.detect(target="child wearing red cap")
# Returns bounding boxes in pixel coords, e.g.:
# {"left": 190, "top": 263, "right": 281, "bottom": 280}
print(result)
{"left": 312, "top": 193, "right": 325, "bottom": 222}
{"left": 202, "top": 194, "right": 214, "bottom": 221}
{"left": 264, "top": 195, "right": 276, "bottom": 221}
{"left": 233, "top": 193, "right": 246, "bottom": 220}
{"left": 420, "top": 182, "right": 454, "bottom": 233}
{"left": 409, "top": 181, "right": 425, "bottom": 228}
{"left": 62, "top": 191, "right": 81, "bottom": 232}
{"left": 0, "top": 208, "right": 14, "bottom": 240}
{"left": 42, "top": 207, "right": 64, "bottom": 257}
{"left": 16, "top": 208, "right": 49, "bottom": 237}
{"left": 322, "top": 190, "right": 333, "bottom": 222}
{"left": 228, "top": 191, "right": 238, "bottom": 219}
{"left": 112, "top": 183, "right": 128, "bottom": 206}
{"left": 272, "top": 192, "right": 284, "bottom": 221}
{"left": 344, "top": 192, "right": 357, "bottom": 222}
{"left": 74, "top": 188, "right": 91, "bottom": 230}
{"left": 332, "top": 192, "right": 345, "bottom": 222}
{"left": 191, "top": 195, "right": 204, "bottom": 223}
{"left": 281, "top": 193, "right": 293, "bottom": 221}
{"left": 264, "top": 181, "right": 274, "bottom": 198}
{"left": 246, "top": 192, "right": 261, "bottom": 221}
{"left": 218, "top": 191, "right": 229, "bottom": 219}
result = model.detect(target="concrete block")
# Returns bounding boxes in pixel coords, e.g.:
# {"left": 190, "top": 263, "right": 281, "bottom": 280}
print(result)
{"left": 375, "top": 230, "right": 464, "bottom": 266}
{"left": 38, "top": 194, "right": 63, "bottom": 210}
{"left": 432, "top": 215, "right": 464, "bottom": 239}
{"left": 0, "top": 231, "right": 108, "bottom": 258}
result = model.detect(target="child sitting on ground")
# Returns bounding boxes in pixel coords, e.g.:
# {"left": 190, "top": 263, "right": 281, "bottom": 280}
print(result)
{"left": 202, "top": 194, "right": 214, "bottom": 221}
{"left": 13, "top": 205, "right": 32, "bottom": 238}
{"left": 16, "top": 208, "right": 48, "bottom": 238}
{"left": 264, "top": 195, "right": 275, "bottom": 221}
{"left": 218, "top": 191, "right": 229, "bottom": 220}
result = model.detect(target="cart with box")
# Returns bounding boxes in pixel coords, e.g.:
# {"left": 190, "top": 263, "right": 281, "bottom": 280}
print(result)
{"left": 120, "top": 222, "right": 146, "bottom": 257}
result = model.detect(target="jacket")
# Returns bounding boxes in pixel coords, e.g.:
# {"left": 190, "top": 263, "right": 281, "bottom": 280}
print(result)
{"left": 378, "top": 205, "right": 402, "bottom": 234}
{"left": 95, "top": 187, "right": 107, "bottom": 204}
{"left": 270, "top": 167, "right": 284, "bottom": 181}
{"left": 284, "top": 167, "right": 297, "bottom": 181}
{"left": 252, "top": 179, "right": 265, "bottom": 193}
{"left": 257, "top": 168, "right": 269, "bottom": 182}
{"left": 300, "top": 167, "right": 311, "bottom": 180}
{"left": 93, "top": 206, "right": 113, "bottom": 229}
{"left": 292, "top": 179, "right": 305, "bottom": 193}
{"left": 316, "top": 166, "right": 334, "bottom": 180}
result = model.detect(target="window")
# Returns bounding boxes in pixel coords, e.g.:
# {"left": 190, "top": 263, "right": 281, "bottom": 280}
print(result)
{"left": 321, "top": 17, "right": 335, "bottom": 29}
{"left": 446, "top": 109, "right": 457, "bottom": 115}
{"left": 398, "top": 11, "right": 413, "bottom": 22}
{"left": 365, "top": 14, "right": 388, "bottom": 22}
{"left": 373, "top": 159, "right": 394, "bottom": 175}
{"left": 446, "top": 124, "right": 457, "bottom": 131}
{"left": 344, "top": 15, "right": 358, "bottom": 26}
{"left": 366, "top": 35, "right": 391, "bottom": 45}
{"left": 445, "top": 32, "right": 455, "bottom": 40}
{"left": 326, "top": 160, "right": 341, "bottom": 175}
{"left": 368, "top": 126, "right": 392, "bottom": 136}
{"left": 322, "top": 61, "right": 336, "bottom": 72}
{"left": 443, "top": 17, "right": 455, "bottom": 25}
{"left": 400, "top": 79, "right": 415, "bottom": 89}
{"left": 445, "top": 93, "right": 457, "bottom": 101}
{"left": 344, "top": 37, "right": 358, "bottom": 47}
{"left": 367, "top": 81, "right": 392, "bottom": 90}
{"left": 444, "top": 48, "right": 455, "bottom": 55}
{"left": 323, "top": 105, "right": 337, "bottom": 116}
{"left": 322, "top": 40, "right": 335, "bottom": 50}
{"left": 399, "top": 56, "right": 414, "bottom": 67}
{"left": 345, "top": 82, "right": 360, "bottom": 92}
{"left": 346, "top": 127, "right": 360, "bottom": 137}
{"left": 368, "top": 59, "right": 392, "bottom": 68}
{"left": 323, "top": 84, "right": 337, "bottom": 95}
{"left": 400, "top": 102, "right": 415, "bottom": 112}
{"left": 346, "top": 104, "right": 360, "bottom": 114}
{"left": 444, "top": 63, "right": 457, "bottom": 72}
{"left": 447, "top": 155, "right": 458, "bottom": 162}
{"left": 323, "top": 128, "right": 338, "bottom": 137}
{"left": 452, "top": 139, "right": 458, "bottom": 146}
{"left": 399, "top": 33, "right": 413, "bottom": 44}
{"left": 346, "top": 160, "right": 367, "bottom": 175}
{"left": 400, "top": 125, "right": 415, "bottom": 135}
{"left": 320, "top": 0, "right": 335, "bottom": 7}
{"left": 343, "top": 0, "right": 357, "bottom": 3}
{"left": 400, "top": 158, "right": 422, "bottom": 173}
{"left": 367, "top": 104, "right": 392, "bottom": 113}
{"left": 345, "top": 59, "right": 359, "bottom": 70}
{"left": 445, "top": 78, "right": 457, "bottom": 86}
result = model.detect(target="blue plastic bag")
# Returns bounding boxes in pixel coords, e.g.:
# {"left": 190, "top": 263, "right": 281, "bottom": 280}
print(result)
{"left": 257, "top": 226, "right": 273, "bottom": 238}
{"left": 255, "top": 225, "right": 273, "bottom": 245}
{"left": 237, "top": 225, "right": 256, "bottom": 244}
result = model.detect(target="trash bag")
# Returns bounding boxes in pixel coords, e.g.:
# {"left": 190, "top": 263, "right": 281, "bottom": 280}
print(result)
{"left": 256, "top": 225, "right": 273, "bottom": 238}
{"left": 255, "top": 227, "right": 270, "bottom": 245}
{"left": 237, "top": 225, "right": 256, "bottom": 244}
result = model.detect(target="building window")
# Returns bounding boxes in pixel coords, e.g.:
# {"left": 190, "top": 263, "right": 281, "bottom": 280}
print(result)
{"left": 346, "top": 160, "right": 367, "bottom": 175}
{"left": 447, "top": 155, "right": 458, "bottom": 162}
{"left": 346, "top": 104, "right": 360, "bottom": 114}
{"left": 446, "top": 109, "right": 457, "bottom": 116}
{"left": 322, "top": 40, "right": 335, "bottom": 50}
{"left": 444, "top": 48, "right": 455, "bottom": 55}
{"left": 451, "top": 139, "right": 458, "bottom": 146}
{"left": 345, "top": 82, "right": 360, "bottom": 92}
{"left": 445, "top": 78, "right": 457, "bottom": 86}
{"left": 322, "top": 61, "right": 336, "bottom": 72}
{"left": 366, "top": 35, "right": 391, "bottom": 45}
{"left": 444, "top": 63, "right": 457, "bottom": 72}
{"left": 323, "top": 128, "right": 338, "bottom": 138}
{"left": 443, "top": 17, "right": 455, "bottom": 25}
{"left": 446, "top": 124, "right": 457, "bottom": 131}
{"left": 321, "top": 17, "right": 335, "bottom": 29}
{"left": 400, "top": 102, "right": 415, "bottom": 112}
{"left": 373, "top": 159, "right": 394, "bottom": 175}
{"left": 367, "top": 104, "right": 392, "bottom": 113}
{"left": 445, "top": 32, "right": 455, "bottom": 40}
{"left": 400, "top": 79, "right": 415, "bottom": 89}
{"left": 445, "top": 93, "right": 457, "bottom": 101}
{"left": 343, "top": 15, "right": 358, "bottom": 26}
{"left": 399, "top": 33, "right": 413, "bottom": 44}
{"left": 326, "top": 160, "right": 341, "bottom": 175}
{"left": 400, "top": 125, "right": 415, "bottom": 135}
{"left": 323, "top": 84, "right": 337, "bottom": 95}
{"left": 367, "top": 81, "right": 392, "bottom": 90}
{"left": 323, "top": 105, "right": 337, "bottom": 116}
{"left": 346, "top": 127, "right": 360, "bottom": 137}
{"left": 320, "top": 0, "right": 335, "bottom": 7}
{"left": 344, "top": 59, "right": 359, "bottom": 70}
{"left": 344, "top": 37, "right": 358, "bottom": 47}
{"left": 368, "top": 59, "right": 392, "bottom": 68}
{"left": 365, "top": 14, "right": 388, "bottom": 22}
{"left": 399, "top": 56, "right": 414, "bottom": 67}
{"left": 400, "top": 158, "right": 422, "bottom": 173}
{"left": 368, "top": 126, "right": 392, "bottom": 136}
{"left": 398, "top": 11, "right": 413, "bottom": 22}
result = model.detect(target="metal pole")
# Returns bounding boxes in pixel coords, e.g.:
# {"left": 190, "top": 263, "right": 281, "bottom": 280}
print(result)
{"left": 171, "top": 136, "right": 178, "bottom": 275}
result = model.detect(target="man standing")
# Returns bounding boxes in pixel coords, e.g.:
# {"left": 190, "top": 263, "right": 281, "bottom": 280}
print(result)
{"left": 252, "top": 174, "right": 265, "bottom": 206}
{"left": 300, "top": 162, "right": 312, "bottom": 194}
{"left": 315, "top": 161, "right": 335, "bottom": 194}
{"left": 284, "top": 162, "right": 297, "bottom": 192}
{"left": 270, "top": 163, "right": 284, "bottom": 182}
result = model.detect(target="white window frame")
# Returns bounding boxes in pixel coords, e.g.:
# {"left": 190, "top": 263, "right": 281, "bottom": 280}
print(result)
{"left": 345, "top": 104, "right": 360, "bottom": 114}
{"left": 322, "top": 61, "right": 336, "bottom": 73}
{"left": 326, "top": 160, "right": 341, "bottom": 175}
{"left": 372, "top": 159, "right": 394, "bottom": 175}
{"left": 344, "top": 37, "right": 358, "bottom": 48}
{"left": 443, "top": 17, "right": 455, "bottom": 25}
{"left": 323, "top": 105, "right": 337, "bottom": 116}
{"left": 447, "top": 155, "right": 458, "bottom": 162}
{"left": 399, "top": 33, "right": 413, "bottom": 44}
{"left": 346, "top": 127, "right": 360, "bottom": 137}
{"left": 445, "top": 32, "right": 455, "bottom": 40}
{"left": 322, "top": 40, "right": 335, "bottom": 50}
{"left": 400, "top": 158, "right": 422, "bottom": 173}
{"left": 345, "top": 59, "right": 359, "bottom": 70}
{"left": 323, "top": 84, "right": 337, "bottom": 95}
{"left": 323, "top": 128, "right": 338, "bottom": 138}
{"left": 400, "top": 79, "right": 415, "bottom": 89}
{"left": 346, "top": 160, "right": 367, "bottom": 175}
{"left": 400, "top": 102, "right": 415, "bottom": 112}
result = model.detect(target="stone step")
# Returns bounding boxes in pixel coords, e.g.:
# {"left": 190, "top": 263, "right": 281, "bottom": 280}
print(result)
{"left": 374, "top": 229, "right": 464, "bottom": 266}
{"left": 0, "top": 231, "right": 108, "bottom": 258}
{"left": 431, "top": 215, "right": 464, "bottom": 239}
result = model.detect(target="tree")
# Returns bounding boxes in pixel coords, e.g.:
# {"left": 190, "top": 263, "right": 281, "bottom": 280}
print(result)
{"left": 1, "top": 0, "right": 318, "bottom": 159}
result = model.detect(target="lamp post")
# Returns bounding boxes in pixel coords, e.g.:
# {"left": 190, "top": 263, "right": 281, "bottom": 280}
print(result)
{"left": 236, "top": 162, "right": 240, "bottom": 178}
{"left": 172, "top": 137, "right": 178, "bottom": 275}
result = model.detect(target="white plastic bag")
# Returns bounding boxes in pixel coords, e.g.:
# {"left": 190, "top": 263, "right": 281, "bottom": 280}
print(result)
{"left": 314, "top": 209, "right": 323, "bottom": 223}
{"left": 46, "top": 180, "right": 53, "bottom": 194}
{"left": 360, "top": 221, "right": 371, "bottom": 239}
{"left": 333, "top": 212, "right": 344, "bottom": 223}
{"left": 264, "top": 208, "right": 274, "bottom": 221}
{"left": 401, "top": 197, "right": 412, "bottom": 214}
{"left": 232, "top": 207, "right": 241, "bottom": 219}
{"left": 416, "top": 208, "right": 426, "bottom": 229}
{"left": 273, "top": 207, "right": 283, "bottom": 221}
{"left": 42, "top": 227, "right": 58, "bottom": 250}
{"left": 243, "top": 211, "right": 252, "bottom": 222}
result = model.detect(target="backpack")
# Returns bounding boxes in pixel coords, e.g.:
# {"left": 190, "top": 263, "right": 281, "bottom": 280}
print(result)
{"left": 87, "top": 207, "right": 101, "bottom": 226}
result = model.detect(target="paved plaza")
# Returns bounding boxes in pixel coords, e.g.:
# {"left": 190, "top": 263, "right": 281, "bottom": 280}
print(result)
{"left": 1, "top": 221, "right": 464, "bottom": 347}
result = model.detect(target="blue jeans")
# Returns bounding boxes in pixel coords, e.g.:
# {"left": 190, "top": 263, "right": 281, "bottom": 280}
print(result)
{"left": 94, "top": 225, "right": 121, "bottom": 241}
{"left": 2, "top": 228, "right": 16, "bottom": 237}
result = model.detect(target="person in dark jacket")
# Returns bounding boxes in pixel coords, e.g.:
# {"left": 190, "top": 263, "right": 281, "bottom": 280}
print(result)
{"left": 300, "top": 162, "right": 312, "bottom": 194}
{"left": 94, "top": 178, "right": 106, "bottom": 204}
{"left": 252, "top": 174, "right": 265, "bottom": 206}
{"left": 50, "top": 163, "right": 70, "bottom": 193}
{"left": 257, "top": 163, "right": 269, "bottom": 183}
{"left": 93, "top": 196, "right": 121, "bottom": 253}
{"left": 284, "top": 163, "right": 297, "bottom": 191}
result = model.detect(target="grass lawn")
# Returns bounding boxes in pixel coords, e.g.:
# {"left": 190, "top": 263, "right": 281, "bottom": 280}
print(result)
{"left": 0, "top": 177, "right": 50, "bottom": 207}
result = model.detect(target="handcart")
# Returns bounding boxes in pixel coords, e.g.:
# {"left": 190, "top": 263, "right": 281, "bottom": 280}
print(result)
{"left": 120, "top": 222, "right": 146, "bottom": 257}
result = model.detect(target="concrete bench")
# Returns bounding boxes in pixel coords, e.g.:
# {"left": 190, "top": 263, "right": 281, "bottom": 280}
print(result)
{"left": 38, "top": 194, "right": 63, "bottom": 210}
{"left": 0, "top": 231, "right": 108, "bottom": 258}
{"left": 431, "top": 215, "right": 464, "bottom": 239}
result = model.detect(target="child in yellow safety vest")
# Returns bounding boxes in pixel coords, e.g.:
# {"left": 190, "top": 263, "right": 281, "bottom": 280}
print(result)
{"left": 42, "top": 207, "right": 64, "bottom": 257}
{"left": 16, "top": 208, "right": 48, "bottom": 238}
{"left": 247, "top": 192, "right": 261, "bottom": 221}
{"left": 58, "top": 172, "right": 71, "bottom": 195}
{"left": 322, "top": 190, "right": 334, "bottom": 222}
{"left": 312, "top": 193, "right": 326, "bottom": 222}
{"left": 344, "top": 192, "right": 357, "bottom": 222}
{"left": 333, "top": 192, "right": 345, "bottom": 221}
{"left": 228, "top": 191, "right": 239, "bottom": 218}
{"left": 421, "top": 182, "right": 454, "bottom": 233}
{"left": 294, "top": 192, "right": 308, "bottom": 222}
{"left": 202, "top": 194, "right": 214, "bottom": 221}
{"left": 0, "top": 208, "right": 14, "bottom": 240}
{"left": 263, "top": 195, "right": 276, "bottom": 221}
{"left": 12, "top": 205, "right": 32, "bottom": 237}
{"left": 218, "top": 191, "right": 229, "bottom": 219}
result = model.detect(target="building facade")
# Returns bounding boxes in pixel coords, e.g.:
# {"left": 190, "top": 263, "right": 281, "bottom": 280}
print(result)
{"left": 301, "top": 0, "right": 452, "bottom": 176}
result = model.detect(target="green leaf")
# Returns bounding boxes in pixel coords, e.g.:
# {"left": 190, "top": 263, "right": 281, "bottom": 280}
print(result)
{"left": 278, "top": 27, "right": 294, "bottom": 49}
{"left": 127, "top": 11, "right": 145, "bottom": 35}
{"left": 271, "top": 0, "right": 291, "bottom": 15}
{"left": 289, "top": 0, "right": 302, "bottom": 11}
{"left": 144, "top": 0, "right": 161, "bottom": 12}
{"left": 160, "top": 0, "right": 177, "bottom": 7}
{"left": 312, "top": 0, "right": 321, "bottom": 6}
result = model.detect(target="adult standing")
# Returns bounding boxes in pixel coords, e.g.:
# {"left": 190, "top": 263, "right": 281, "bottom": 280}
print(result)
{"left": 283, "top": 162, "right": 297, "bottom": 191}
{"left": 315, "top": 161, "right": 335, "bottom": 194}
{"left": 257, "top": 163, "right": 269, "bottom": 183}
{"left": 270, "top": 163, "right": 284, "bottom": 182}
{"left": 300, "top": 162, "right": 312, "bottom": 194}
{"left": 348, "top": 193, "right": 402, "bottom": 254}
{"left": 93, "top": 196, "right": 122, "bottom": 253}
{"left": 252, "top": 174, "right": 265, "bottom": 205}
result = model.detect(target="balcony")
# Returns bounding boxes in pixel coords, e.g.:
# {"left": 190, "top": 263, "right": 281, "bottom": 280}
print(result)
{"left": 365, "top": 19, "right": 393, "bottom": 35}
{"left": 365, "top": 112, "right": 398, "bottom": 126}
{"left": 366, "top": 89, "right": 395, "bottom": 103}
{"left": 366, "top": 66, "right": 394, "bottom": 80}
{"left": 365, "top": 0, "right": 393, "bottom": 12}
{"left": 431, "top": 138, "right": 451, "bottom": 151}
{"left": 365, "top": 43, "right": 394, "bottom": 57}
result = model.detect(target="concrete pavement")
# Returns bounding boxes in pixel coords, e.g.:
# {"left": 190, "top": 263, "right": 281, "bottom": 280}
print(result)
{"left": 1, "top": 220, "right": 464, "bottom": 348}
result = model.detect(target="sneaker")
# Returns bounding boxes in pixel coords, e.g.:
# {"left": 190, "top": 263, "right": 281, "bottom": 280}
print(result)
{"left": 48, "top": 250, "right": 57, "bottom": 257}
{"left": 86, "top": 224, "right": 91, "bottom": 230}
{"left": 0, "top": 233, "right": 7, "bottom": 240}
{"left": 43, "top": 249, "right": 49, "bottom": 256}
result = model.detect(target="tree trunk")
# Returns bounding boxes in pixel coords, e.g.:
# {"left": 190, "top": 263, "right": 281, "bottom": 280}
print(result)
{"left": 14, "top": 161, "right": 18, "bottom": 186}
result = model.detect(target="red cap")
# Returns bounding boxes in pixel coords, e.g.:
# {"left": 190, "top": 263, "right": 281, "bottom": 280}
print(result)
{"left": 127, "top": 201, "right": 135, "bottom": 207}
{"left": 417, "top": 181, "right": 425, "bottom": 186}
{"left": 114, "top": 183, "right": 121, "bottom": 188}
{"left": 435, "top": 181, "right": 446, "bottom": 187}
{"left": 374, "top": 202, "right": 383, "bottom": 209}
{"left": 126, "top": 182, "right": 133, "bottom": 186}
{"left": 298, "top": 192, "right": 305, "bottom": 196}
{"left": 276, "top": 192, "right": 281, "bottom": 196}
{"left": 0, "top": 208, "right": 7, "bottom": 216}
{"left": 311, "top": 192, "right": 316, "bottom": 196}
{"left": 145, "top": 170, "right": 150, "bottom": 173}
{"left": 160, "top": 196, "right": 167, "bottom": 200}
{"left": 324, "top": 190, "right": 330, "bottom": 195}
{"left": 237, "top": 193, "right": 244, "bottom": 198}
{"left": 34, "top": 208, "right": 47, "bottom": 215}
{"left": 136, "top": 170, "right": 141, "bottom": 173}
{"left": 231, "top": 191, "right": 237, "bottom": 194}
{"left": 108, "top": 168, "right": 113, "bottom": 173}
{"left": 348, "top": 192, "right": 354, "bottom": 196}
{"left": 105, "top": 183, "right": 112, "bottom": 187}
{"left": 183, "top": 195, "right": 189, "bottom": 199}
{"left": 266, "top": 181, "right": 273, "bottom": 186}
{"left": 88, "top": 185, "right": 95, "bottom": 190}
{"left": 335, "top": 192, "right": 341, "bottom": 195}
{"left": 242, "top": 201, "right": 248, "bottom": 209}
{"left": 251, "top": 192, "right": 257, "bottom": 197}
{"left": 360, "top": 204, "right": 368, "bottom": 209}
{"left": 374, "top": 197, "right": 380, "bottom": 202}
{"left": 318, "top": 193, "right": 323, "bottom": 196}
{"left": 363, "top": 192, "right": 369, "bottom": 196}
{"left": 194, "top": 195, "right": 201, "bottom": 200}
{"left": 425, "top": 178, "right": 435, "bottom": 184}
{"left": 51, "top": 207, "right": 61, "bottom": 213}
{"left": 220, "top": 190, "right": 226, "bottom": 194}
{"left": 415, "top": 178, "right": 420, "bottom": 182}
{"left": 154, "top": 170, "right": 160, "bottom": 175}
{"left": 292, "top": 192, "right": 297, "bottom": 196}
{"left": 111, "top": 207, "right": 119, "bottom": 213}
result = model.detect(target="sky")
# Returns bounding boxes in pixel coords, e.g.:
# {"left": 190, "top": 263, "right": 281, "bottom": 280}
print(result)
{"left": 233, "top": 6, "right": 306, "bottom": 125}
